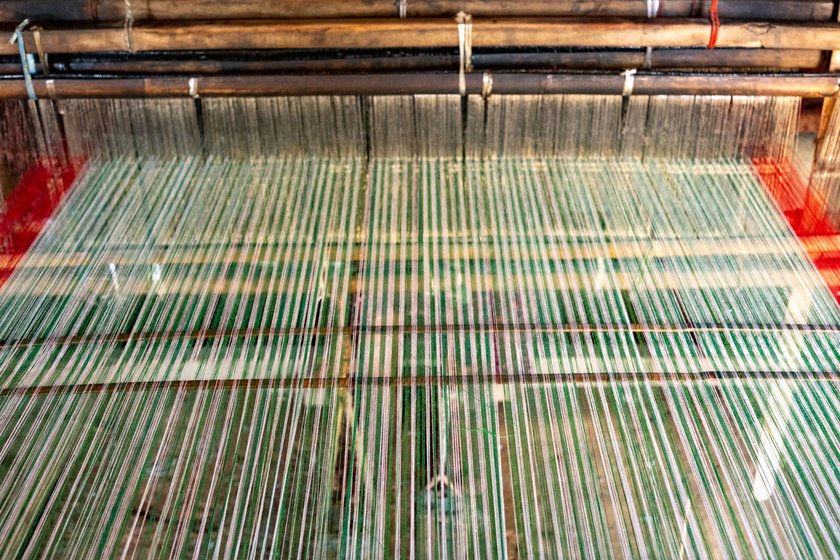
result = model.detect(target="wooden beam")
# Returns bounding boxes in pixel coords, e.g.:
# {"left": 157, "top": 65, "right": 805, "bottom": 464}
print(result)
{"left": 0, "top": 1, "right": 834, "bottom": 22}
{"left": 50, "top": 48, "right": 825, "bottom": 76}
{"left": 1, "top": 322, "right": 836, "bottom": 352}
{"left": 476, "top": 48, "right": 824, "bottom": 71}
{"left": 3, "top": 368, "right": 835, "bottom": 398}
{"left": 0, "top": 268, "right": 818, "bottom": 298}
{"left": 4, "top": 235, "right": 827, "bottom": 272}
{"left": 0, "top": 72, "right": 837, "bottom": 99}
{"left": 2, "top": 18, "right": 840, "bottom": 56}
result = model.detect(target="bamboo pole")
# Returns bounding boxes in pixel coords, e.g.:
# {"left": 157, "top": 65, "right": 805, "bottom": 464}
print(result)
{"left": 0, "top": 1, "right": 834, "bottom": 22}
{"left": 2, "top": 18, "right": 840, "bottom": 56}
{"left": 0, "top": 72, "right": 836, "bottom": 99}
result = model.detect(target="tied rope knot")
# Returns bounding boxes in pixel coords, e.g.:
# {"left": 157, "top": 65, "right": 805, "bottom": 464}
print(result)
{"left": 621, "top": 68, "right": 637, "bottom": 97}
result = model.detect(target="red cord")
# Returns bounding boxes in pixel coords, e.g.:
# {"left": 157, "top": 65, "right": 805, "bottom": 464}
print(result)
{"left": 707, "top": 0, "right": 720, "bottom": 48}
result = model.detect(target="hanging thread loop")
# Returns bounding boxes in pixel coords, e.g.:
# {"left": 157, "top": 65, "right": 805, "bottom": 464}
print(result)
{"left": 456, "top": 12, "right": 473, "bottom": 96}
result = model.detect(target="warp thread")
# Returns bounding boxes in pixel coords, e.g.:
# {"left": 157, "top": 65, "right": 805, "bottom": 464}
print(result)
{"left": 647, "top": 0, "right": 661, "bottom": 18}
{"left": 31, "top": 26, "right": 47, "bottom": 74}
{"left": 708, "top": 0, "right": 721, "bottom": 48}
{"left": 396, "top": 0, "right": 407, "bottom": 18}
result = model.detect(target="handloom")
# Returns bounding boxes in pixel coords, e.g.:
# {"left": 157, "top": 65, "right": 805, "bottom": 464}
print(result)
{"left": 0, "top": 3, "right": 839, "bottom": 559}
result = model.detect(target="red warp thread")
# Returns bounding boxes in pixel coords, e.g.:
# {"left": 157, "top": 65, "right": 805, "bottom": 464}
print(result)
{"left": 753, "top": 158, "right": 840, "bottom": 305}
{"left": 0, "top": 158, "right": 82, "bottom": 288}
{"left": 707, "top": 0, "right": 720, "bottom": 48}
